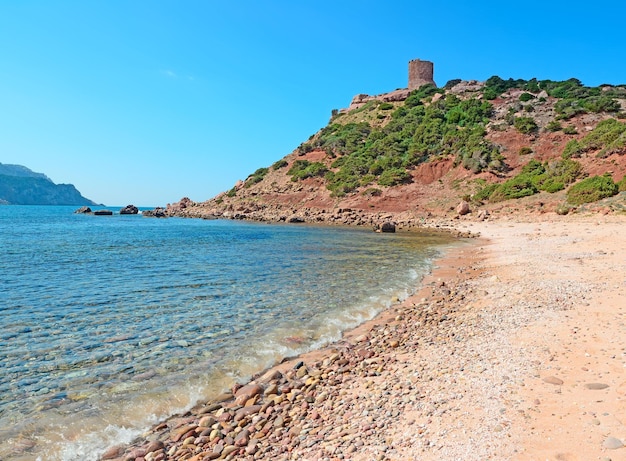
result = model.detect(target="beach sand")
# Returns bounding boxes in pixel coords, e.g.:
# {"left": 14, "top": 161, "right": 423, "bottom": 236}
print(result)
{"left": 103, "top": 215, "right": 626, "bottom": 461}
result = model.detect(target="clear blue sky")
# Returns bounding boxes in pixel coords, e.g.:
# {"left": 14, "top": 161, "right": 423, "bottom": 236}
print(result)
{"left": 1, "top": 1, "right": 625, "bottom": 206}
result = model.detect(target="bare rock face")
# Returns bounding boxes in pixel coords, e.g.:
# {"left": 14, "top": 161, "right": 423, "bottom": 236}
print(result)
{"left": 448, "top": 80, "right": 485, "bottom": 95}
{"left": 167, "top": 197, "right": 195, "bottom": 213}
{"left": 456, "top": 201, "right": 471, "bottom": 216}
{"left": 74, "top": 206, "right": 92, "bottom": 214}
{"left": 120, "top": 204, "right": 139, "bottom": 215}
{"left": 381, "top": 89, "right": 410, "bottom": 102}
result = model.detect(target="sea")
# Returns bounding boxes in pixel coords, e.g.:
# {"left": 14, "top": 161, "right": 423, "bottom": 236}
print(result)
{"left": 0, "top": 205, "right": 456, "bottom": 461}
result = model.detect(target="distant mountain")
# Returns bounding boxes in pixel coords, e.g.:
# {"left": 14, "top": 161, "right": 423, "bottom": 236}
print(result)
{"left": 0, "top": 163, "right": 98, "bottom": 205}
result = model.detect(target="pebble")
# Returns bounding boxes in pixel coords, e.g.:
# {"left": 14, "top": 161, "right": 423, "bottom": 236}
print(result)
{"left": 603, "top": 436, "right": 624, "bottom": 449}
{"left": 543, "top": 376, "right": 564, "bottom": 385}
{"left": 585, "top": 382, "right": 609, "bottom": 390}
{"left": 98, "top": 264, "right": 595, "bottom": 461}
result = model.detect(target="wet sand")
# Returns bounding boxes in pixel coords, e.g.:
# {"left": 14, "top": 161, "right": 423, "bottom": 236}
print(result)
{"left": 102, "top": 215, "right": 626, "bottom": 461}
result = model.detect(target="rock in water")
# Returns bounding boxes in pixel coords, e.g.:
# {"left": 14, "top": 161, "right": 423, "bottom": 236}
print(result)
{"left": 120, "top": 204, "right": 139, "bottom": 214}
{"left": 380, "top": 222, "right": 396, "bottom": 233}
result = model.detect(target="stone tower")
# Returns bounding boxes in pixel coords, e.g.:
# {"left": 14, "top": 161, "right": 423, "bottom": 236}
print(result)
{"left": 408, "top": 59, "right": 435, "bottom": 90}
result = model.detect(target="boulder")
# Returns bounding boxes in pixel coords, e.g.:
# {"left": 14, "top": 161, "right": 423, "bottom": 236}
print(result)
{"left": 234, "top": 383, "right": 264, "bottom": 405}
{"left": 167, "top": 197, "right": 195, "bottom": 213}
{"left": 381, "top": 89, "right": 410, "bottom": 102}
{"left": 143, "top": 207, "right": 167, "bottom": 218}
{"left": 477, "top": 209, "right": 489, "bottom": 221}
{"left": 379, "top": 221, "right": 396, "bottom": 233}
{"left": 119, "top": 204, "right": 139, "bottom": 215}
{"left": 74, "top": 206, "right": 92, "bottom": 214}
{"left": 456, "top": 201, "right": 471, "bottom": 216}
{"left": 93, "top": 209, "right": 113, "bottom": 216}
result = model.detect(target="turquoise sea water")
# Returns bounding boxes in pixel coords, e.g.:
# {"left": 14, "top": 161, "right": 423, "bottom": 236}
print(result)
{"left": 0, "top": 206, "right": 454, "bottom": 461}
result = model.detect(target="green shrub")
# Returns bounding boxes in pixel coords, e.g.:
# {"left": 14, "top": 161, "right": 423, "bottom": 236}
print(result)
{"left": 287, "top": 160, "right": 328, "bottom": 181}
{"left": 490, "top": 175, "right": 538, "bottom": 202}
{"left": 546, "top": 120, "right": 562, "bottom": 132}
{"left": 297, "top": 142, "right": 314, "bottom": 155}
{"left": 555, "top": 203, "right": 572, "bottom": 215}
{"left": 378, "top": 168, "right": 411, "bottom": 187}
{"left": 545, "top": 158, "right": 583, "bottom": 185}
{"left": 566, "top": 174, "right": 619, "bottom": 205}
{"left": 519, "top": 146, "right": 533, "bottom": 155}
{"left": 524, "top": 104, "right": 535, "bottom": 112}
{"left": 480, "top": 158, "right": 583, "bottom": 202}
{"left": 226, "top": 187, "right": 237, "bottom": 197}
{"left": 483, "top": 88, "right": 499, "bottom": 100}
{"left": 245, "top": 167, "right": 269, "bottom": 187}
{"left": 272, "top": 159, "right": 288, "bottom": 170}
{"left": 379, "top": 102, "right": 394, "bottom": 110}
{"left": 618, "top": 175, "right": 626, "bottom": 192}
{"left": 582, "top": 96, "right": 621, "bottom": 113}
{"left": 483, "top": 76, "right": 529, "bottom": 100}
{"left": 554, "top": 99, "right": 586, "bottom": 120}
{"left": 562, "top": 139, "right": 583, "bottom": 159}
{"left": 563, "top": 125, "right": 578, "bottom": 135}
{"left": 519, "top": 92, "right": 535, "bottom": 102}
{"left": 514, "top": 117, "right": 538, "bottom": 134}
{"left": 561, "top": 119, "right": 626, "bottom": 158}
{"left": 539, "top": 178, "right": 565, "bottom": 193}
{"left": 473, "top": 183, "right": 499, "bottom": 202}
{"left": 362, "top": 187, "right": 382, "bottom": 197}
{"left": 444, "top": 79, "right": 462, "bottom": 89}
{"left": 521, "top": 159, "right": 545, "bottom": 176}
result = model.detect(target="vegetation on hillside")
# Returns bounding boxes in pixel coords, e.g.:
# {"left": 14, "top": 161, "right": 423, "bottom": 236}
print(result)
{"left": 566, "top": 174, "right": 619, "bottom": 205}
{"left": 296, "top": 85, "right": 505, "bottom": 196}
{"left": 562, "top": 119, "right": 626, "bottom": 159}
{"left": 475, "top": 117, "right": 626, "bottom": 205}
{"left": 234, "top": 75, "right": 626, "bottom": 208}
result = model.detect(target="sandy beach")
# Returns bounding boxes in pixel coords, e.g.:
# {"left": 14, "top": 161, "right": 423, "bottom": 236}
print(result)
{"left": 103, "top": 214, "right": 626, "bottom": 461}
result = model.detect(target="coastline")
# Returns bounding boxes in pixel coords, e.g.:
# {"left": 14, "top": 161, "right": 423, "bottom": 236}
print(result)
{"left": 101, "top": 214, "right": 626, "bottom": 461}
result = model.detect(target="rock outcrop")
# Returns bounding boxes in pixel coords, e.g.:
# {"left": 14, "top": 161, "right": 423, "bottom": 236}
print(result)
{"left": 143, "top": 207, "right": 167, "bottom": 218}
{"left": 120, "top": 205, "right": 139, "bottom": 215}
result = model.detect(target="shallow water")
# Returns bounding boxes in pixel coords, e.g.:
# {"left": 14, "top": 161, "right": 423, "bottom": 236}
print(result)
{"left": 0, "top": 206, "right": 454, "bottom": 460}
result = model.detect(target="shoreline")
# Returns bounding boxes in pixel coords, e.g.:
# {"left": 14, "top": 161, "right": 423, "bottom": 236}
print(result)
{"left": 101, "top": 215, "right": 626, "bottom": 461}
{"left": 99, "top": 233, "right": 480, "bottom": 461}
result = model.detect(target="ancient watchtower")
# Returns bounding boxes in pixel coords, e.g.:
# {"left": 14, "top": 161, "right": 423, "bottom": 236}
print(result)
{"left": 408, "top": 59, "right": 435, "bottom": 90}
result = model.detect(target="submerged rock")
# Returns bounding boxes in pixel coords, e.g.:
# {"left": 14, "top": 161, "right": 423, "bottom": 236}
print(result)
{"left": 93, "top": 209, "right": 113, "bottom": 216}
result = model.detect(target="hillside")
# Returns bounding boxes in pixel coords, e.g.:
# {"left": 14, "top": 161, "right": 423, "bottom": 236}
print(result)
{"left": 0, "top": 163, "right": 97, "bottom": 205}
{"left": 167, "top": 76, "right": 626, "bottom": 227}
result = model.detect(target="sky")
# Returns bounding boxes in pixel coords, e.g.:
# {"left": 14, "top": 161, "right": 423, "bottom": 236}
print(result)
{"left": 1, "top": 1, "right": 625, "bottom": 206}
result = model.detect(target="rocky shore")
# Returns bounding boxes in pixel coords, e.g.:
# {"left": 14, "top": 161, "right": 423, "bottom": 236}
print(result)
{"left": 163, "top": 197, "right": 480, "bottom": 239}
{"left": 100, "top": 215, "right": 626, "bottom": 461}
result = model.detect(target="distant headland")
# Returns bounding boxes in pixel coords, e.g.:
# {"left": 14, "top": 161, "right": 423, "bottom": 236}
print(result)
{"left": 0, "top": 162, "right": 97, "bottom": 206}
